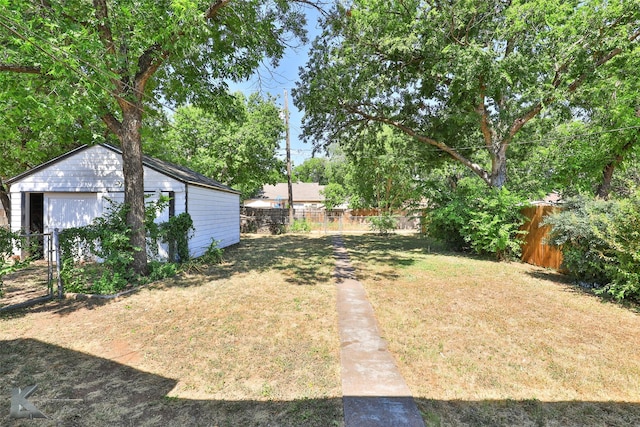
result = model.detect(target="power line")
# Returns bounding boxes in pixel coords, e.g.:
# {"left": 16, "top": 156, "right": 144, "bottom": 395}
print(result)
{"left": 2, "top": 6, "right": 638, "bottom": 168}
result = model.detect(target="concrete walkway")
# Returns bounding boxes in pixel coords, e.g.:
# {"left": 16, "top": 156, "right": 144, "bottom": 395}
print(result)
{"left": 333, "top": 236, "right": 425, "bottom": 427}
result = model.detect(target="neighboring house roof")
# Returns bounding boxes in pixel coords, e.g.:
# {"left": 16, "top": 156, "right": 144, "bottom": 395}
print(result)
{"left": 7, "top": 143, "right": 238, "bottom": 194}
{"left": 255, "top": 182, "right": 325, "bottom": 203}
{"left": 530, "top": 191, "right": 563, "bottom": 206}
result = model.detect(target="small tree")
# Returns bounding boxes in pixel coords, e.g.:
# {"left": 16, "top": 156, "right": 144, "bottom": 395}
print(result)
{"left": 321, "top": 183, "right": 346, "bottom": 210}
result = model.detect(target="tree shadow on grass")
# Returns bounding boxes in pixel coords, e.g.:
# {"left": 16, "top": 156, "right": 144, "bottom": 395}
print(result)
{"left": 1, "top": 338, "right": 343, "bottom": 427}
{"left": 524, "top": 269, "right": 640, "bottom": 314}
{"left": 339, "top": 233, "right": 481, "bottom": 282}
{"left": 3, "top": 339, "right": 639, "bottom": 427}
{"left": 415, "top": 398, "right": 640, "bottom": 427}
{"left": 1, "top": 235, "right": 337, "bottom": 317}
{"left": 177, "top": 234, "right": 337, "bottom": 286}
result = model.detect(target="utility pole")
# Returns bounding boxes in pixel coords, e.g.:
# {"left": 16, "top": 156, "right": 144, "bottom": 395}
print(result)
{"left": 284, "top": 89, "right": 294, "bottom": 226}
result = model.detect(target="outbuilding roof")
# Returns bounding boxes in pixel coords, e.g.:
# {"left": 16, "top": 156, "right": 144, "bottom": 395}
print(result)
{"left": 7, "top": 143, "right": 239, "bottom": 194}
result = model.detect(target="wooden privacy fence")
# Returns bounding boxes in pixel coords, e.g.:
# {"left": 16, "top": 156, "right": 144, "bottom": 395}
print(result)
{"left": 242, "top": 205, "right": 564, "bottom": 270}
{"left": 241, "top": 207, "right": 419, "bottom": 233}
{"left": 520, "top": 205, "right": 563, "bottom": 270}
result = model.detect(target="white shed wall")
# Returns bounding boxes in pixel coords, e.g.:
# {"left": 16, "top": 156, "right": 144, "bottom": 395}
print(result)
{"left": 9, "top": 193, "right": 22, "bottom": 234}
{"left": 9, "top": 145, "right": 187, "bottom": 234}
{"left": 187, "top": 184, "right": 240, "bottom": 257}
{"left": 9, "top": 145, "right": 240, "bottom": 261}
{"left": 9, "top": 145, "right": 186, "bottom": 194}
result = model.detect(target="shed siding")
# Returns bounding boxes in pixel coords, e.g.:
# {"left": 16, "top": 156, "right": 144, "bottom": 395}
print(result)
{"left": 9, "top": 192, "right": 22, "bottom": 233}
{"left": 9, "top": 145, "right": 185, "bottom": 194}
{"left": 187, "top": 185, "right": 240, "bottom": 256}
{"left": 9, "top": 144, "right": 239, "bottom": 261}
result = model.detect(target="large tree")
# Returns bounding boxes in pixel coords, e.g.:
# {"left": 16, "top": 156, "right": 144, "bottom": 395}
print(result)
{"left": 0, "top": 72, "right": 105, "bottom": 217}
{"left": 1, "top": 0, "right": 323, "bottom": 274}
{"left": 507, "top": 52, "right": 640, "bottom": 199}
{"left": 145, "top": 93, "right": 286, "bottom": 199}
{"left": 294, "top": 0, "right": 640, "bottom": 190}
{"left": 292, "top": 157, "right": 329, "bottom": 184}
{"left": 576, "top": 53, "right": 640, "bottom": 200}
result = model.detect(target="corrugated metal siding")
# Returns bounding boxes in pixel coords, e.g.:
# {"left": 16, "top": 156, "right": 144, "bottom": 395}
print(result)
{"left": 187, "top": 185, "right": 240, "bottom": 257}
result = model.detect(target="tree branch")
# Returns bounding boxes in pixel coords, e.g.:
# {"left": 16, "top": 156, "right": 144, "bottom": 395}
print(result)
{"left": 134, "top": 44, "right": 169, "bottom": 97}
{"left": 476, "top": 76, "right": 495, "bottom": 151}
{"left": 294, "top": 0, "right": 332, "bottom": 16}
{"left": 92, "top": 0, "right": 116, "bottom": 55}
{"left": 101, "top": 112, "right": 122, "bottom": 138}
{"left": 205, "top": 0, "right": 232, "bottom": 20}
{"left": 504, "top": 28, "right": 640, "bottom": 148}
{"left": 0, "top": 64, "right": 41, "bottom": 74}
{"left": 342, "top": 102, "right": 491, "bottom": 184}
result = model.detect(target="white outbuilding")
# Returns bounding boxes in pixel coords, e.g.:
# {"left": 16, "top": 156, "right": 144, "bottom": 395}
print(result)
{"left": 7, "top": 143, "right": 240, "bottom": 259}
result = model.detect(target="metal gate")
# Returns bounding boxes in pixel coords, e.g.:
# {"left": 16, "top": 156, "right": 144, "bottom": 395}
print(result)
{"left": 0, "top": 231, "right": 62, "bottom": 313}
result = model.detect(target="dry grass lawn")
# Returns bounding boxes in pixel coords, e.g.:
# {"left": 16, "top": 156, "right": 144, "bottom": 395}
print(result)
{"left": 342, "top": 234, "right": 640, "bottom": 426}
{"left": 1, "top": 235, "right": 343, "bottom": 426}
{"left": 3, "top": 233, "right": 640, "bottom": 426}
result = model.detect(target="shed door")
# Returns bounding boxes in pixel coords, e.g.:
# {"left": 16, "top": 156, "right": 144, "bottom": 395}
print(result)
{"left": 45, "top": 193, "right": 100, "bottom": 232}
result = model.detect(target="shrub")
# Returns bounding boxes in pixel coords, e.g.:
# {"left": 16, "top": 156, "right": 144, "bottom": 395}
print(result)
{"left": 426, "top": 178, "right": 527, "bottom": 260}
{"left": 59, "top": 197, "right": 193, "bottom": 295}
{"left": 145, "top": 261, "right": 180, "bottom": 283}
{"left": 369, "top": 213, "right": 398, "bottom": 235}
{"left": 201, "top": 239, "right": 224, "bottom": 264}
{"left": 59, "top": 200, "right": 136, "bottom": 294}
{"left": 269, "top": 222, "right": 286, "bottom": 235}
{"left": 289, "top": 218, "right": 311, "bottom": 233}
{"left": 545, "top": 192, "right": 640, "bottom": 301}
{"left": 181, "top": 239, "right": 225, "bottom": 274}
{"left": 159, "top": 212, "right": 195, "bottom": 262}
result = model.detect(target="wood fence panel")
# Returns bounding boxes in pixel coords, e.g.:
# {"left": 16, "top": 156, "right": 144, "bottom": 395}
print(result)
{"left": 520, "top": 205, "right": 563, "bottom": 270}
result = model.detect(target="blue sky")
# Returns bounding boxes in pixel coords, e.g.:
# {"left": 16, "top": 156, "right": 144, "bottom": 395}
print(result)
{"left": 228, "top": 8, "right": 324, "bottom": 167}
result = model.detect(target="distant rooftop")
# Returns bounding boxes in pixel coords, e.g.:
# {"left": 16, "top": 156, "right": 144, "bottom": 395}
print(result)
{"left": 256, "top": 182, "right": 325, "bottom": 202}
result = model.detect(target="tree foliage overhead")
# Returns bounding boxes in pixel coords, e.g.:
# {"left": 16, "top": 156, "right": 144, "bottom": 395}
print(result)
{"left": 145, "top": 93, "right": 286, "bottom": 199}
{"left": 294, "top": 0, "right": 640, "bottom": 189}
{"left": 506, "top": 50, "right": 640, "bottom": 199}
{"left": 0, "top": 72, "right": 106, "bottom": 216}
{"left": 1, "top": 0, "right": 324, "bottom": 274}
{"left": 344, "top": 126, "right": 424, "bottom": 211}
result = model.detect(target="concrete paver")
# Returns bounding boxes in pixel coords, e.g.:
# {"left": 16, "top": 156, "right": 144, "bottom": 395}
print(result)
{"left": 333, "top": 236, "right": 425, "bottom": 427}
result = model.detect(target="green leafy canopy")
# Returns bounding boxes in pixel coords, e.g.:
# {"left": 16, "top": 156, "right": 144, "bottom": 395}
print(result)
{"left": 294, "top": 0, "right": 640, "bottom": 189}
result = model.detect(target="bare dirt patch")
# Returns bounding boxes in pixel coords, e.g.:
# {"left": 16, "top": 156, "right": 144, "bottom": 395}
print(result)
{"left": 342, "top": 234, "right": 640, "bottom": 426}
{"left": 0, "top": 235, "right": 343, "bottom": 426}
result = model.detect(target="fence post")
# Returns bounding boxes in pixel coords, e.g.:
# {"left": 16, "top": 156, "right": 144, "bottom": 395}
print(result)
{"left": 53, "top": 228, "right": 63, "bottom": 299}
{"left": 47, "top": 232, "right": 53, "bottom": 297}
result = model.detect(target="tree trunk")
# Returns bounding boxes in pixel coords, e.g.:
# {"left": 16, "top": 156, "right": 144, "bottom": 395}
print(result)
{"left": 490, "top": 145, "right": 508, "bottom": 189}
{"left": 596, "top": 138, "right": 636, "bottom": 200}
{"left": 595, "top": 162, "right": 616, "bottom": 200}
{"left": 0, "top": 180, "right": 10, "bottom": 222}
{"left": 120, "top": 104, "right": 148, "bottom": 276}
